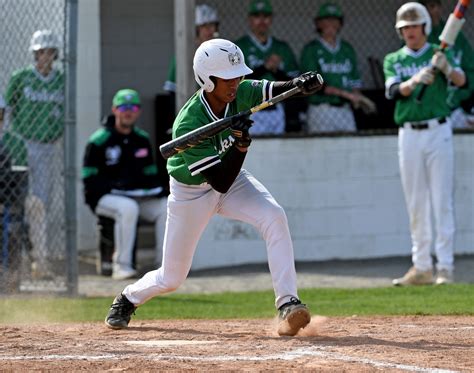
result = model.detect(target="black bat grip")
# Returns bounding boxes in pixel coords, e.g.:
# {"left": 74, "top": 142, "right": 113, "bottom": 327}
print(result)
{"left": 415, "top": 84, "right": 428, "bottom": 104}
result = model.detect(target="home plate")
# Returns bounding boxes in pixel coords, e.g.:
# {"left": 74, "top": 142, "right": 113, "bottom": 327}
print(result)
{"left": 124, "top": 340, "right": 218, "bottom": 347}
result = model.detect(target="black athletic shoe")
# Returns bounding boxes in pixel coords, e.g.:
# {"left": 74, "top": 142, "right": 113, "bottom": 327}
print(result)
{"left": 277, "top": 297, "right": 311, "bottom": 336}
{"left": 105, "top": 293, "right": 137, "bottom": 329}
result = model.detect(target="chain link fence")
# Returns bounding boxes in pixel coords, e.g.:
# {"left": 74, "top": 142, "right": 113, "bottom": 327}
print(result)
{"left": 0, "top": 0, "right": 76, "bottom": 295}
{"left": 190, "top": 0, "right": 474, "bottom": 135}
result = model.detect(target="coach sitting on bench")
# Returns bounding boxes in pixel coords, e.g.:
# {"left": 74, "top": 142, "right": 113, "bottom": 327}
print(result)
{"left": 82, "top": 89, "right": 168, "bottom": 280}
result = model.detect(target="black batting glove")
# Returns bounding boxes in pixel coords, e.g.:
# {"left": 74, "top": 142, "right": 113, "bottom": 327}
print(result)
{"left": 294, "top": 71, "right": 324, "bottom": 95}
{"left": 230, "top": 114, "right": 253, "bottom": 149}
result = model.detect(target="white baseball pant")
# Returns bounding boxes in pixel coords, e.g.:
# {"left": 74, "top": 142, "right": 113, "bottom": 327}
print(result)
{"left": 95, "top": 195, "right": 167, "bottom": 272}
{"left": 123, "top": 169, "right": 299, "bottom": 309}
{"left": 398, "top": 118, "right": 455, "bottom": 272}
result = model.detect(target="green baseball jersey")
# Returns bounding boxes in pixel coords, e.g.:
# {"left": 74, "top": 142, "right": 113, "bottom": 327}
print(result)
{"left": 429, "top": 21, "right": 474, "bottom": 109}
{"left": 235, "top": 34, "right": 299, "bottom": 79}
{"left": 167, "top": 79, "right": 269, "bottom": 185}
{"left": 6, "top": 66, "right": 64, "bottom": 142}
{"left": 300, "top": 37, "right": 362, "bottom": 105}
{"left": 384, "top": 43, "right": 459, "bottom": 125}
{"left": 163, "top": 56, "right": 177, "bottom": 92}
{"left": 1, "top": 131, "right": 28, "bottom": 167}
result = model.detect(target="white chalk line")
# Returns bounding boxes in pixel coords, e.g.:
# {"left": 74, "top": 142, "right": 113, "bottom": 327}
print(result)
{"left": 0, "top": 345, "right": 461, "bottom": 372}
{"left": 400, "top": 324, "right": 474, "bottom": 331}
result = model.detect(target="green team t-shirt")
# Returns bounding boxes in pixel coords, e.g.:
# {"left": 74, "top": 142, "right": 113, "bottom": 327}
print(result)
{"left": 384, "top": 43, "right": 459, "bottom": 125}
{"left": 235, "top": 34, "right": 299, "bottom": 79}
{"left": 429, "top": 21, "right": 474, "bottom": 109}
{"left": 167, "top": 79, "right": 269, "bottom": 185}
{"left": 5, "top": 66, "right": 64, "bottom": 143}
{"left": 300, "top": 37, "right": 362, "bottom": 105}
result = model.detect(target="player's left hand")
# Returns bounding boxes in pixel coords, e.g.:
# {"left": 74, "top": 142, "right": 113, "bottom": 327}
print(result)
{"left": 294, "top": 71, "right": 324, "bottom": 95}
{"left": 431, "top": 51, "right": 453, "bottom": 77}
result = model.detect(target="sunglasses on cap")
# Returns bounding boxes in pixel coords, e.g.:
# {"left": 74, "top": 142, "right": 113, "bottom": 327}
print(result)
{"left": 117, "top": 104, "right": 141, "bottom": 113}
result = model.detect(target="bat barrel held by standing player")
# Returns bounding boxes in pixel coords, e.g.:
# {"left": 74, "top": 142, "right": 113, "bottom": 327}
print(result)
{"left": 415, "top": 0, "right": 471, "bottom": 102}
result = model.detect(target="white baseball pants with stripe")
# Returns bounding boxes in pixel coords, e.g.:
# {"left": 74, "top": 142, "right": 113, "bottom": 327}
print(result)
{"left": 123, "top": 169, "right": 299, "bottom": 309}
{"left": 398, "top": 120, "right": 455, "bottom": 272}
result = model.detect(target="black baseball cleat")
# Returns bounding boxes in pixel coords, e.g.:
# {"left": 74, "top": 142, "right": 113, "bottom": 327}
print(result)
{"left": 105, "top": 293, "right": 137, "bottom": 329}
{"left": 277, "top": 297, "right": 311, "bottom": 336}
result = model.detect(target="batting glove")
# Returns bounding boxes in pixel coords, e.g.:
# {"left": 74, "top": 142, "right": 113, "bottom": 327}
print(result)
{"left": 431, "top": 51, "right": 453, "bottom": 77}
{"left": 294, "top": 71, "right": 324, "bottom": 95}
{"left": 408, "top": 67, "right": 435, "bottom": 89}
{"left": 230, "top": 114, "right": 253, "bottom": 149}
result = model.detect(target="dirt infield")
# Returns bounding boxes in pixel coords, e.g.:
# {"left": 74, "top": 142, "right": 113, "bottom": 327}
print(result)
{"left": 1, "top": 316, "right": 472, "bottom": 371}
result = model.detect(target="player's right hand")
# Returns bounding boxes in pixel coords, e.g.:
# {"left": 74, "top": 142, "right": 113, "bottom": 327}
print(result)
{"left": 413, "top": 67, "right": 436, "bottom": 86}
{"left": 230, "top": 114, "right": 253, "bottom": 149}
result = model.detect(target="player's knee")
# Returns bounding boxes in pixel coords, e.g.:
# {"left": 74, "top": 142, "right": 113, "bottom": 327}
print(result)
{"left": 119, "top": 199, "right": 140, "bottom": 222}
{"left": 260, "top": 203, "right": 288, "bottom": 231}
{"left": 160, "top": 275, "right": 184, "bottom": 292}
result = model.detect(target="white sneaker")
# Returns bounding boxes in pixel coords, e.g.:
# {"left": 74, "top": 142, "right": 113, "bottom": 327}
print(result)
{"left": 392, "top": 266, "right": 433, "bottom": 286}
{"left": 112, "top": 265, "right": 137, "bottom": 280}
{"left": 435, "top": 269, "right": 454, "bottom": 285}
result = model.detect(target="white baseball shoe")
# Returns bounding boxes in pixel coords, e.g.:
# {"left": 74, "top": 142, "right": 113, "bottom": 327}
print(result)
{"left": 112, "top": 265, "right": 137, "bottom": 280}
{"left": 392, "top": 266, "right": 433, "bottom": 286}
{"left": 435, "top": 269, "right": 454, "bottom": 285}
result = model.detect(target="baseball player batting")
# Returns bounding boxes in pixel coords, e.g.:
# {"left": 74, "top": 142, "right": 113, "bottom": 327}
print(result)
{"left": 105, "top": 38, "right": 323, "bottom": 336}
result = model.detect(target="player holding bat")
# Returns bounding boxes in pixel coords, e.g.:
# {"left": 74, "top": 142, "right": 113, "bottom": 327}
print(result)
{"left": 384, "top": 2, "right": 466, "bottom": 286}
{"left": 105, "top": 38, "right": 323, "bottom": 336}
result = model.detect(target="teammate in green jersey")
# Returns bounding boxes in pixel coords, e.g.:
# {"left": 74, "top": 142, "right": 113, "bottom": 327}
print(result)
{"left": 5, "top": 29, "right": 64, "bottom": 279}
{"left": 384, "top": 3, "right": 466, "bottom": 286}
{"left": 421, "top": 0, "right": 474, "bottom": 128}
{"left": 235, "top": 0, "right": 299, "bottom": 135}
{"left": 300, "top": 2, "right": 376, "bottom": 133}
{"left": 163, "top": 4, "right": 220, "bottom": 94}
{"left": 105, "top": 38, "right": 323, "bottom": 337}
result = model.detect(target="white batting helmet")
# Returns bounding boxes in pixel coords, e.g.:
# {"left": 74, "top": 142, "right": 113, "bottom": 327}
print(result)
{"left": 193, "top": 39, "right": 253, "bottom": 92}
{"left": 395, "top": 2, "right": 431, "bottom": 38}
{"left": 195, "top": 4, "right": 219, "bottom": 26}
{"left": 29, "top": 29, "right": 60, "bottom": 51}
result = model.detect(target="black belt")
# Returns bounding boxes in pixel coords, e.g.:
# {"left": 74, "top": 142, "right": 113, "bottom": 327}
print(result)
{"left": 408, "top": 117, "right": 446, "bottom": 130}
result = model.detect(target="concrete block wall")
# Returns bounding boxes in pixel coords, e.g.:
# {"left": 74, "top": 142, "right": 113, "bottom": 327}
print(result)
{"left": 189, "top": 135, "right": 474, "bottom": 269}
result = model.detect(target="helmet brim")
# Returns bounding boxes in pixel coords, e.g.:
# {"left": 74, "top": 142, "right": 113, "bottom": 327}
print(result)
{"left": 213, "top": 65, "right": 253, "bottom": 80}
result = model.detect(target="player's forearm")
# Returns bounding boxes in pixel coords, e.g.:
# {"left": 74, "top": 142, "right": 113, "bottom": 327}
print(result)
{"left": 200, "top": 148, "right": 246, "bottom": 194}
{"left": 449, "top": 69, "right": 466, "bottom": 87}
{"left": 398, "top": 81, "right": 415, "bottom": 97}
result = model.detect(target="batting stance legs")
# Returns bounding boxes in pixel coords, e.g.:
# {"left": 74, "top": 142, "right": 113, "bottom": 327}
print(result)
{"left": 398, "top": 122, "right": 455, "bottom": 273}
{"left": 122, "top": 169, "right": 298, "bottom": 309}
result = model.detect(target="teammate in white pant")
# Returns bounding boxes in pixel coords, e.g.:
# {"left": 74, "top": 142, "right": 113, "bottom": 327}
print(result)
{"left": 384, "top": 2, "right": 466, "bottom": 286}
{"left": 83, "top": 89, "right": 167, "bottom": 280}
{"left": 105, "top": 38, "right": 324, "bottom": 336}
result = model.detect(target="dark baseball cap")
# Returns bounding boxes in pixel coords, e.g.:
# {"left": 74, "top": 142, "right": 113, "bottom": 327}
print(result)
{"left": 249, "top": 0, "right": 273, "bottom": 15}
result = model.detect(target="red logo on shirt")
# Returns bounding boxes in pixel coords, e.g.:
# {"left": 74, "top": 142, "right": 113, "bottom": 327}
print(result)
{"left": 135, "top": 148, "right": 148, "bottom": 158}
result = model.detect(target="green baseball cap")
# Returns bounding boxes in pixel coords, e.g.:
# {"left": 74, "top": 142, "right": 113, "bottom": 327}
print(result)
{"left": 248, "top": 0, "right": 273, "bottom": 15}
{"left": 112, "top": 89, "right": 141, "bottom": 107}
{"left": 316, "top": 2, "right": 344, "bottom": 20}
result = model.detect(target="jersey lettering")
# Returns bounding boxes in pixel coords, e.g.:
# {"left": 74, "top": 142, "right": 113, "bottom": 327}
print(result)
{"left": 23, "top": 86, "right": 64, "bottom": 103}
{"left": 393, "top": 61, "right": 430, "bottom": 79}
{"left": 218, "top": 135, "right": 235, "bottom": 155}
{"left": 318, "top": 58, "right": 353, "bottom": 74}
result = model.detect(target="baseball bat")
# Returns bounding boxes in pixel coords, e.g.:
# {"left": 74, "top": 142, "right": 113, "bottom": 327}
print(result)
{"left": 415, "top": 0, "right": 471, "bottom": 103}
{"left": 160, "top": 83, "right": 310, "bottom": 159}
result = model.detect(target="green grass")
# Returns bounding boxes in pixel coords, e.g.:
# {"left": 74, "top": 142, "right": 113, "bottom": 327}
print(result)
{"left": 0, "top": 284, "right": 472, "bottom": 323}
